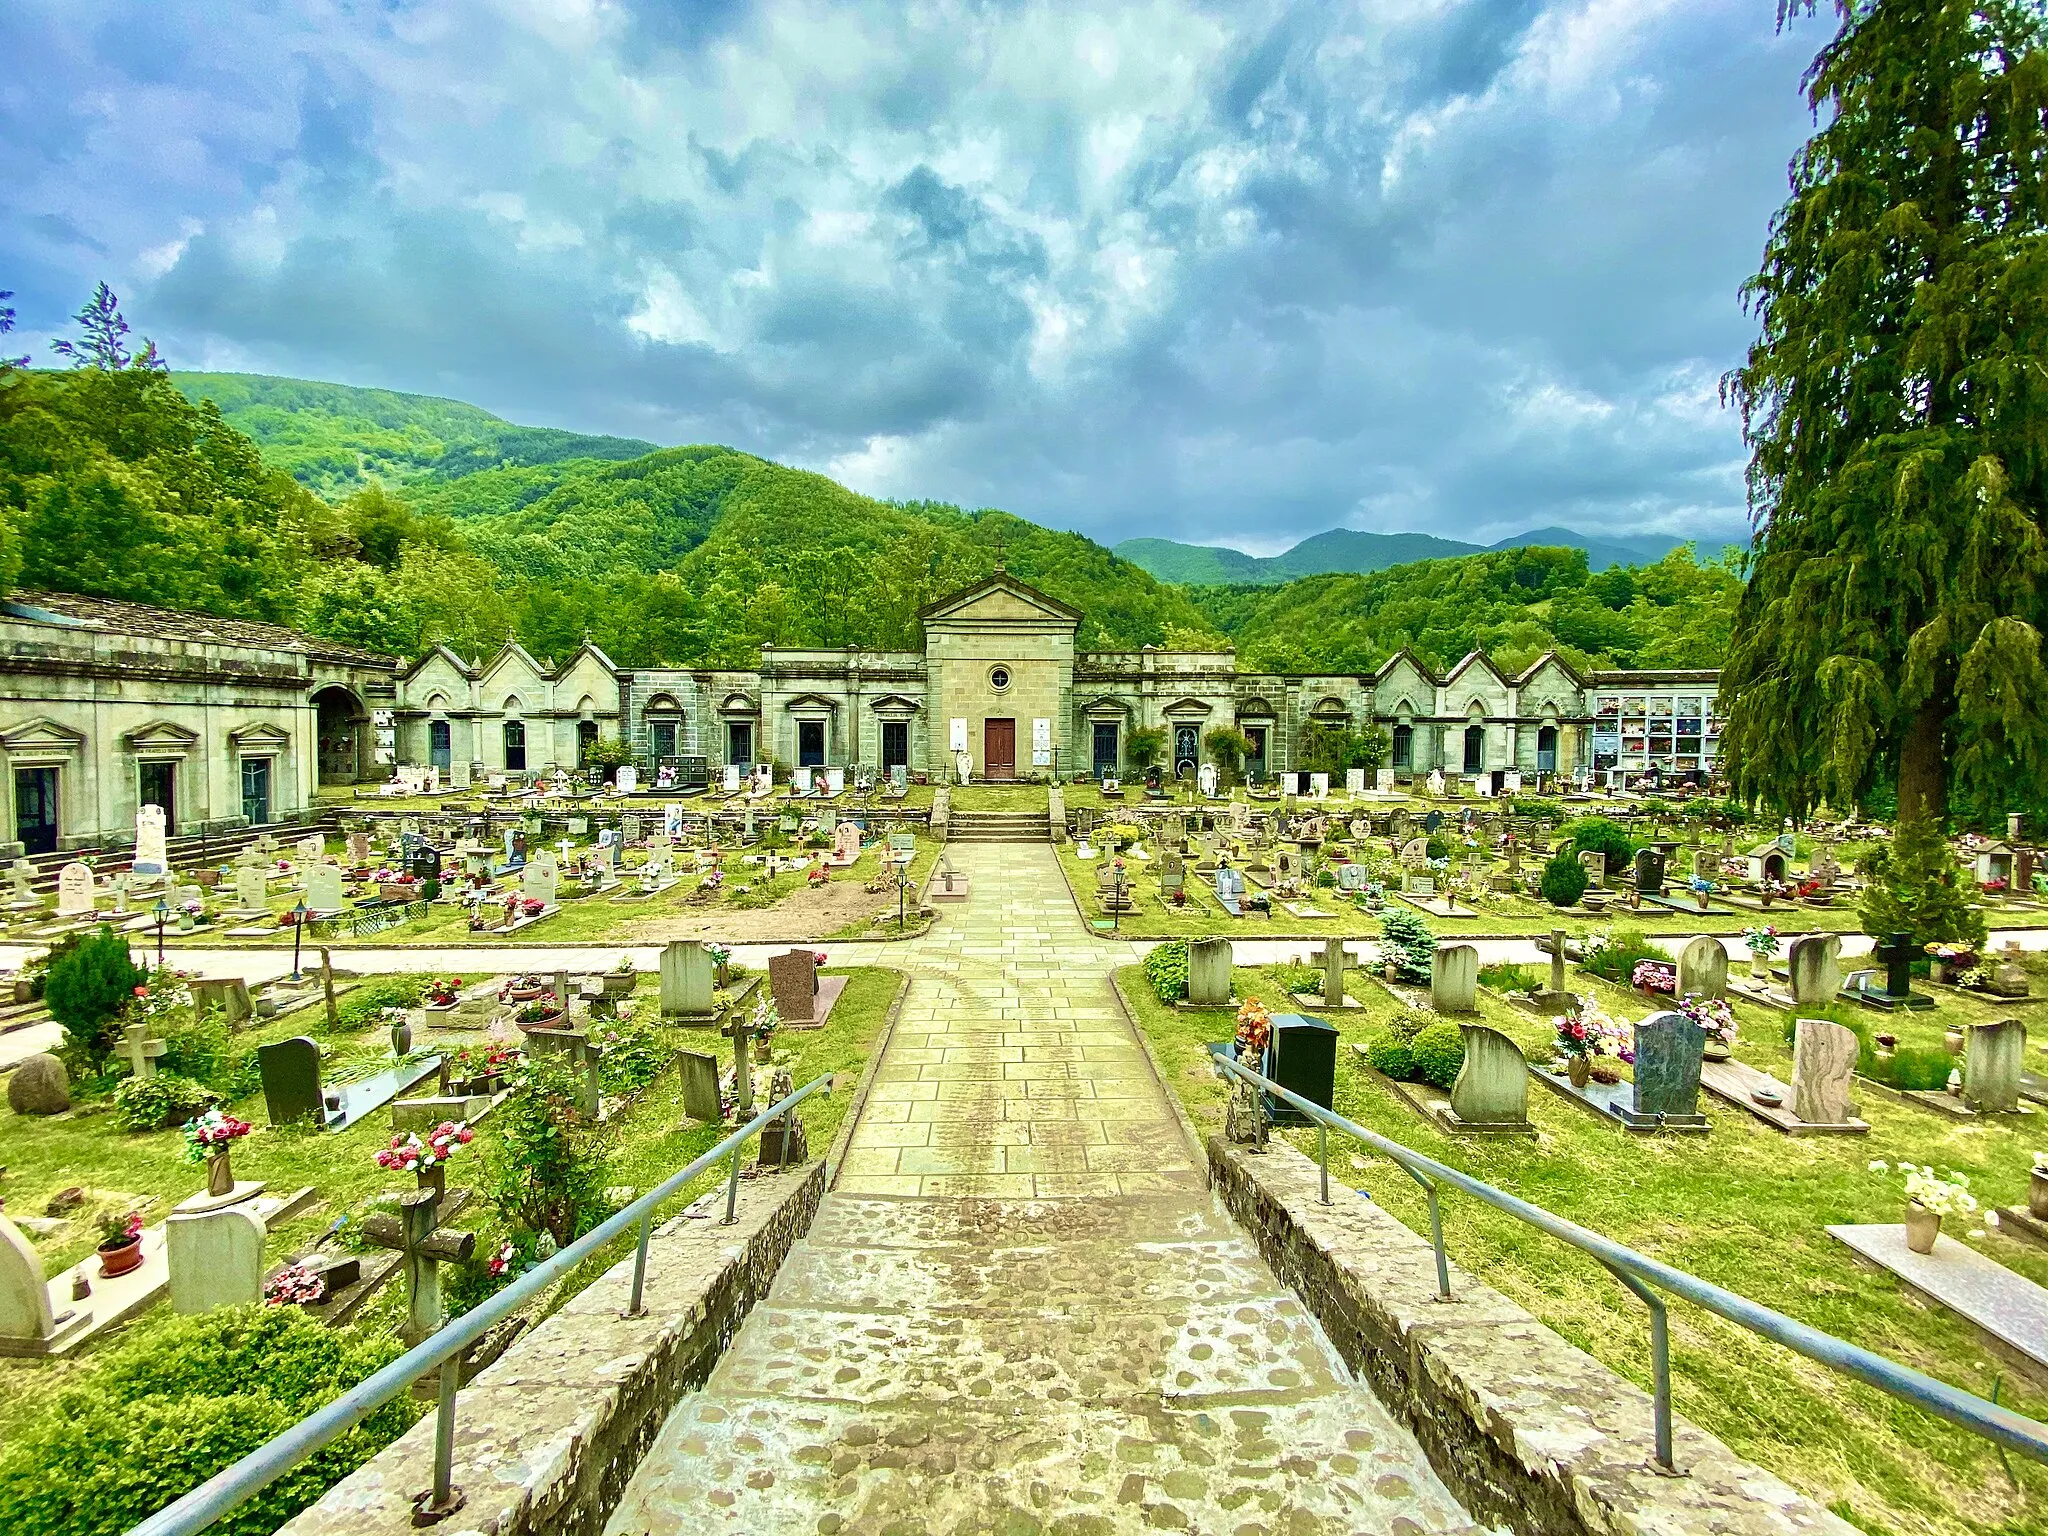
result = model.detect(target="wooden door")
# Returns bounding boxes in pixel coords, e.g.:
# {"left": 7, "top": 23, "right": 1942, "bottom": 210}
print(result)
{"left": 984, "top": 718, "right": 1016, "bottom": 779}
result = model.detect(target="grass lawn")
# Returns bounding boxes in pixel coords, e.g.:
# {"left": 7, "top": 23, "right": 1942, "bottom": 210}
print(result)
{"left": 1118, "top": 959, "right": 2048, "bottom": 1536}
{"left": 949, "top": 785, "right": 1051, "bottom": 811}
{"left": 0, "top": 966, "right": 900, "bottom": 1440}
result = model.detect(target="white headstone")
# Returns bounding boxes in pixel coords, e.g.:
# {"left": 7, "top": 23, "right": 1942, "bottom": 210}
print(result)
{"left": 614, "top": 766, "right": 638, "bottom": 795}
{"left": 794, "top": 768, "right": 813, "bottom": 794}
{"left": 235, "top": 864, "right": 268, "bottom": 912}
{"left": 1503, "top": 770, "right": 1523, "bottom": 793}
{"left": 723, "top": 764, "right": 742, "bottom": 792}
{"left": 1345, "top": 769, "right": 1366, "bottom": 794}
{"left": 833, "top": 821, "right": 861, "bottom": 864}
{"left": 295, "top": 834, "right": 325, "bottom": 866}
{"left": 0, "top": 1214, "right": 64, "bottom": 1346}
{"left": 1376, "top": 769, "right": 1395, "bottom": 793}
{"left": 1281, "top": 773, "right": 1300, "bottom": 795}
{"left": 6, "top": 859, "right": 33, "bottom": 904}
{"left": 133, "top": 804, "right": 169, "bottom": 876}
{"left": 827, "top": 767, "right": 845, "bottom": 795}
{"left": 1198, "top": 763, "right": 1219, "bottom": 798}
{"left": 1309, "top": 773, "right": 1330, "bottom": 799}
{"left": 56, "top": 862, "right": 94, "bottom": 917}
{"left": 303, "top": 865, "right": 344, "bottom": 913}
{"left": 167, "top": 1204, "right": 266, "bottom": 1314}
{"left": 524, "top": 851, "right": 560, "bottom": 907}
{"left": 1427, "top": 769, "right": 1445, "bottom": 796}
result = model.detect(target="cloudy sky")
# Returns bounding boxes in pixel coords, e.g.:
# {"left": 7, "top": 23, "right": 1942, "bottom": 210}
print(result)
{"left": 1, "top": 0, "right": 1829, "bottom": 553}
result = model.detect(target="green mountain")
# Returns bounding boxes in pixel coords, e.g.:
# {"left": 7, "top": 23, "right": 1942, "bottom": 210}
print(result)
{"left": 173, "top": 373, "right": 657, "bottom": 499}
{"left": 1116, "top": 525, "right": 1709, "bottom": 584}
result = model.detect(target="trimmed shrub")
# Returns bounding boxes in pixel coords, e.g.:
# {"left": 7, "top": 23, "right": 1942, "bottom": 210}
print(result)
{"left": 45, "top": 927, "right": 146, "bottom": 1074}
{"left": 113, "top": 1072, "right": 217, "bottom": 1131}
{"left": 0, "top": 1306, "right": 414, "bottom": 1536}
{"left": 1143, "top": 941, "right": 1189, "bottom": 1003}
{"left": 1362, "top": 1030, "right": 1414, "bottom": 1080}
{"left": 1386, "top": 1008, "right": 1435, "bottom": 1044}
{"left": 1579, "top": 927, "right": 1665, "bottom": 985}
{"left": 1564, "top": 816, "right": 1635, "bottom": 871}
{"left": 1376, "top": 910, "right": 1437, "bottom": 983}
{"left": 1538, "top": 849, "right": 1588, "bottom": 907}
{"left": 1411, "top": 1021, "right": 1467, "bottom": 1089}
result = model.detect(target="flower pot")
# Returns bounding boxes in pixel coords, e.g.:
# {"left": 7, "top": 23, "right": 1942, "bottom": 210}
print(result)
{"left": 1694, "top": 893, "right": 1710, "bottom": 911}
{"left": 601, "top": 973, "right": 635, "bottom": 999}
{"left": 2031, "top": 1170, "right": 2048, "bottom": 1220}
{"left": 1568, "top": 1056, "right": 1591, "bottom": 1089}
{"left": 514, "top": 1008, "right": 566, "bottom": 1034}
{"left": 1758, "top": 893, "right": 1774, "bottom": 909}
{"left": 1929, "top": 960, "right": 1952, "bottom": 986}
{"left": 1703, "top": 1040, "right": 1732, "bottom": 1062}
{"left": 390, "top": 1018, "right": 413, "bottom": 1056}
{"left": 1748, "top": 956, "right": 1770, "bottom": 981}
{"left": 755, "top": 1037, "right": 774, "bottom": 1063}
{"left": 416, "top": 1165, "right": 446, "bottom": 1200}
{"left": 1944, "top": 1028, "right": 1965, "bottom": 1055}
{"left": 1903, "top": 1202, "right": 1941, "bottom": 1255}
{"left": 206, "top": 1150, "right": 234, "bottom": 1197}
{"left": 98, "top": 1236, "right": 144, "bottom": 1279}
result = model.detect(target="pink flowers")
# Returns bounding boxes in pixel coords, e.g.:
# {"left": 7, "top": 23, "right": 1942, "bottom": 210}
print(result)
{"left": 181, "top": 1110, "right": 252, "bottom": 1165}
{"left": 1631, "top": 960, "right": 1676, "bottom": 994}
{"left": 374, "top": 1120, "right": 474, "bottom": 1174}
{"left": 264, "top": 1263, "right": 327, "bottom": 1307}
{"left": 487, "top": 1241, "right": 518, "bottom": 1278}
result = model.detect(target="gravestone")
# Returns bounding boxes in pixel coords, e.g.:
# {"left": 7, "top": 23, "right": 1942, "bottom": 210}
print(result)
{"left": 6, "top": 859, "right": 33, "bottom": 905}
{"left": 406, "top": 844, "right": 443, "bottom": 884}
{"left": 1376, "top": 769, "right": 1396, "bottom": 793}
{"left": 362, "top": 1189, "right": 475, "bottom": 1346}
{"left": 660, "top": 941, "right": 716, "bottom": 1017}
{"left": 56, "top": 862, "right": 94, "bottom": 917}
{"left": 770, "top": 949, "right": 820, "bottom": 1025}
{"left": 1313, "top": 940, "right": 1356, "bottom": 1008}
{"left": 679, "top": 1051, "right": 722, "bottom": 1122}
{"left": 1867, "top": 932, "right": 1928, "bottom": 1008}
{"left": 1613, "top": 1012, "right": 1708, "bottom": 1129}
{"left": 1578, "top": 850, "right": 1606, "bottom": 889}
{"left": 1159, "top": 851, "right": 1184, "bottom": 895}
{"left": 1214, "top": 866, "right": 1245, "bottom": 915}
{"left": 1337, "top": 864, "right": 1372, "bottom": 892}
{"left": 346, "top": 831, "right": 373, "bottom": 867}
{"left": 257, "top": 1037, "right": 325, "bottom": 1126}
{"left": 1963, "top": 1019, "right": 2026, "bottom": 1114}
{"left": 1790, "top": 1018, "right": 1860, "bottom": 1127}
{"left": 1786, "top": 933, "right": 1842, "bottom": 1007}
{"left": 133, "top": 804, "right": 169, "bottom": 876}
{"left": 615, "top": 766, "right": 639, "bottom": 795}
{"left": 167, "top": 1205, "right": 266, "bottom": 1314}
{"left": 235, "top": 864, "right": 268, "bottom": 913}
{"left": 296, "top": 834, "right": 325, "bottom": 866}
{"left": 0, "top": 1214, "right": 81, "bottom": 1354}
{"left": 1446, "top": 1025, "right": 1531, "bottom": 1132}
{"left": 523, "top": 851, "right": 559, "bottom": 907}
{"left": 1346, "top": 769, "right": 1366, "bottom": 795}
{"left": 1187, "top": 937, "right": 1233, "bottom": 1006}
{"left": 1677, "top": 936, "right": 1728, "bottom": 1000}
{"left": 1632, "top": 848, "right": 1666, "bottom": 897}
{"left": 303, "top": 865, "right": 343, "bottom": 914}
{"left": 119, "top": 1018, "right": 166, "bottom": 1080}
{"left": 1431, "top": 943, "right": 1479, "bottom": 1013}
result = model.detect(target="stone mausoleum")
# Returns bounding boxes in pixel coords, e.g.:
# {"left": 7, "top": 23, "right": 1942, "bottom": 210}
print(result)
{"left": 1, "top": 572, "right": 1719, "bottom": 854}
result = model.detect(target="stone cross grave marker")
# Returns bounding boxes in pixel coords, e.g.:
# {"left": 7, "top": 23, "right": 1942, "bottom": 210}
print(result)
{"left": 119, "top": 1018, "right": 166, "bottom": 1080}
{"left": 1790, "top": 1018, "right": 1860, "bottom": 1127}
{"left": 257, "top": 1037, "right": 325, "bottom": 1126}
{"left": 660, "top": 941, "right": 715, "bottom": 1017}
{"left": 1871, "top": 932, "right": 1922, "bottom": 1005}
{"left": 362, "top": 1189, "right": 475, "bottom": 1345}
{"left": 133, "top": 804, "right": 169, "bottom": 876}
{"left": 7, "top": 859, "right": 33, "bottom": 905}
{"left": 1616, "top": 1011, "right": 1708, "bottom": 1128}
{"left": 1312, "top": 939, "right": 1357, "bottom": 1007}
{"left": 1964, "top": 1019, "right": 2026, "bottom": 1114}
{"left": 770, "top": 949, "right": 820, "bottom": 1025}
{"left": 1188, "top": 937, "right": 1233, "bottom": 1005}
{"left": 1677, "top": 936, "right": 1727, "bottom": 1000}
{"left": 1431, "top": 943, "right": 1479, "bottom": 1013}
{"left": 1448, "top": 1025, "right": 1530, "bottom": 1131}
{"left": 56, "top": 862, "right": 94, "bottom": 917}
{"left": 1787, "top": 933, "right": 1842, "bottom": 1007}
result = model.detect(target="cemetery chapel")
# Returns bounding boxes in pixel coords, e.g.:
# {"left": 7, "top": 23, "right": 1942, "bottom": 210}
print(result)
{"left": 0, "top": 572, "right": 1716, "bottom": 853}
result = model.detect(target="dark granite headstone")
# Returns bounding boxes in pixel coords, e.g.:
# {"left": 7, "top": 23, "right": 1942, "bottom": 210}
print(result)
{"left": 258, "top": 1036, "right": 325, "bottom": 1126}
{"left": 1611, "top": 1011, "right": 1707, "bottom": 1129}
{"left": 406, "top": 844, "right": 443, "bottom": 883}
{"left": 1633, "top": 847, "right": 1666, "bottom": 897}
{"left": 1261, "top": 1013, "right": 1338, "bottom": 1124}
{"left": 679, "top": 1050, "right": 722, "bottom": 1123}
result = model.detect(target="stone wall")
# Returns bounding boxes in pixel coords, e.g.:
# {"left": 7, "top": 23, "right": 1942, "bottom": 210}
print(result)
{"left": 277, "top": 1161, "right": 825, "bottom": 1536}
{"left": 1208, "top": 1138, "right": 1857, "bottom": 1536}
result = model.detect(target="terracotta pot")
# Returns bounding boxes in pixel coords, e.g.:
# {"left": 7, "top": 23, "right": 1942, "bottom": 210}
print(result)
{"left": 1903, "top": 1201, "right": 1941, "bottom": 1255}
{"left": 97, "top": 1237, "right": 144, "bottom": 1279}
{"left": 2031, "top": 1170, "right": 2048, "bottom": 1221}
{"left": 755, "top": 1037, "right": 774, "bottom": 1063}
{"left": 206, "top": 1150, "right": 234, "bottom": 1197}
{"left": 514, "top": 1008, "right": 566, "bottom": 1033}
{"left": 1568, "top": 1055, "right": 1591, "bottom": 1089}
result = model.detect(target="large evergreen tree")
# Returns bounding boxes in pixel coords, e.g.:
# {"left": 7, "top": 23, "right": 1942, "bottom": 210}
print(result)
{"left": 1720, "top": 0, "right": 2048, "bottom": 825}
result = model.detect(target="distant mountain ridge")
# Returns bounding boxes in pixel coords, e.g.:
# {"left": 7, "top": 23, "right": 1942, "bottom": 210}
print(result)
{"left": 1116, "top": 525, "right": 1732, "bottom": 584}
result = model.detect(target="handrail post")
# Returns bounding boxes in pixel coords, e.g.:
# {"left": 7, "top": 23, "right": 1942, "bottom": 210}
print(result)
{"left": 722, "top": 1141, "right": 743, "bottom": 1225}
{"left": 623, "top": 1211, "right": 652, "bottom": 1319}
{"left": 1317, "top": 1122, "right": 1330, "bottom": 1205}
{"left": 413, "top": 1356, "right": 465, "bottom": 1524}
{"left": 1602, "top": 1262, "right": 1677, "bottom": 1474}
{"left": 1422, "top": 1179, "right": 1450, "bottom": 1300}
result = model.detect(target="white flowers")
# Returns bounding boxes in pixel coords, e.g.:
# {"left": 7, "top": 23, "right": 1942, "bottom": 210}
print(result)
{"left": 1899, "top": 1164, "right": 1979, "bottom": 1222}
{"left": 2034, "top": 1151, "right": 2048, "bottom": 1174}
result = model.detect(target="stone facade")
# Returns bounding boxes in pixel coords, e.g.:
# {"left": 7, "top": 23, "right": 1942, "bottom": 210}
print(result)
{"left": 0, "top": 590, "right": 397, "bottom": 857}
{"left": 2, "top": 571, "right": 1723, "bottom": 852}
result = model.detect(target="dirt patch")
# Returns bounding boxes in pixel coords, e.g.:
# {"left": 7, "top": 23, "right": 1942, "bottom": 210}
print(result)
{"left": 623, "top": 877, "right": 899, "bottom": 943}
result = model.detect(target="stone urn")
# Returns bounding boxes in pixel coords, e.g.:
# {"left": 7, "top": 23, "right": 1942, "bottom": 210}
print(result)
{"left": 1903, "top": 1201, "right": 1942, "bottom": 1255}
{"left": 206, "top": 1149, "right": 235, "bottom": 1198}
{"left": 391, "top": 1015, "right": 413, "bottom": 1057}
{"left": 755, "top": 1034, "right": 774, "bottom": 1063}
{"left": 1567, "top": 1055, "right": 1591, "bottom": 1089}
{"left": 2031, "top": 1170, "right": 2048, "bottom": 1220}
{"left": 1748, "top": 955, "right": 1770, "bottom": 981}
{"left": 1758, "top": 890, "right": 1775, "bottom": 909}
{"left": 1944, "top": 1027, "right": 1966, "bottom": 1055}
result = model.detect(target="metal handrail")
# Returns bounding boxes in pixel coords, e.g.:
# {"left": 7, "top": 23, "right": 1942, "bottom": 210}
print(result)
{"left": 127, "top": 1073, "right": 835, "bottom": 1536}
{"left": 1213, "top": 1051, "right": 2048, "bottom": 1471}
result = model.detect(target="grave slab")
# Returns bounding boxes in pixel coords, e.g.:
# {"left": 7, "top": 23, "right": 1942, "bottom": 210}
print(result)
{"left": 1829, "top": 1223, "right": 2048, "bottom": 1382}
{"left": 1697, "top": 1057, "right": 1867, "bottom": 1135}
{"left": 1529, "top": 1065, "right": 1710, "bottom": 1135}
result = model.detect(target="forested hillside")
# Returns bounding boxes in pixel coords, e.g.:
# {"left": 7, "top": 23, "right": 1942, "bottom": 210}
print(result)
{"left": 172, "top": 373, "right": 656, "bottom": 498}
{"left": 0, "top": 292, "right": 1738, "bottom": 678}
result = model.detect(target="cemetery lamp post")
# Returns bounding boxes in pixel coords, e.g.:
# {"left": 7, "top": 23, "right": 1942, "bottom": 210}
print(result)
{"left": 291, "top": 898, "right": 309, "bottom": 982}
{"left": 154, "top": 895, "right": 168, "bottom": 968}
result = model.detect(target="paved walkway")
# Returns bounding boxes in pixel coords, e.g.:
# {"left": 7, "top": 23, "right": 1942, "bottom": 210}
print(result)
{"left": 605, "top": 843, "right": 1480, "bottom": 1536}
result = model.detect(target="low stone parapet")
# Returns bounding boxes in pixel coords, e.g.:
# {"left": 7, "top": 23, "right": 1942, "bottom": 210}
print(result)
{"left": 278, "top": 1161, "right": 825, "bottom": 1536}
{"left": 1208, "top": 1137, "right": 1856, "bottom": 1536}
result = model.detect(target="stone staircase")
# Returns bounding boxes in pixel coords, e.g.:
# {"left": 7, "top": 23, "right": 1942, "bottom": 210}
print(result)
{"left": 945, "top": 810, "right": 1050, "bottom": 844}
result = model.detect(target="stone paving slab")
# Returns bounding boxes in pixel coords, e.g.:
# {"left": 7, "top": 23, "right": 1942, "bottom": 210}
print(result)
{"left": 1830, "top": 1222, "right": 2048, "bottom": 1373}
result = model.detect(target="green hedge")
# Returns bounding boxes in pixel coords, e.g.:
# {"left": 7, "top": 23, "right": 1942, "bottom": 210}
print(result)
{"left": 1143, "top": 941, "right": 1189, "bottom": 1003}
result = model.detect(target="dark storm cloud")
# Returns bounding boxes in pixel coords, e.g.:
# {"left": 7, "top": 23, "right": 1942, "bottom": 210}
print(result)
{"left": 0, "top": 0, "right": 1829, "bottom": 551}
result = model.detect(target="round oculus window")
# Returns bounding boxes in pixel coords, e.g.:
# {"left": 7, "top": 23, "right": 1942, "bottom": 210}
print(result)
{"left": 989, "top": 666, "right": 1012, "bottom": 691}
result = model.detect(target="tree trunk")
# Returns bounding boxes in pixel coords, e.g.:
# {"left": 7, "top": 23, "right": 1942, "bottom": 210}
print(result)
{"left": 1897, "top": 690, "right": 1949, "bottom": 826}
